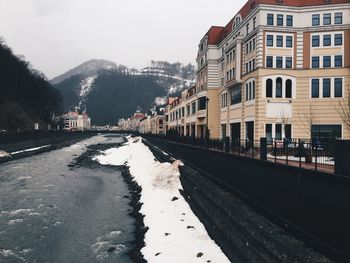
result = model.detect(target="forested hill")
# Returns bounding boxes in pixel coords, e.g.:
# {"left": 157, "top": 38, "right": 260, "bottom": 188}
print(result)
{"left": 54, "top": 70, "right": 167, "bottom": 125}
{"left": 53, "top": 60, "right": 195, "bottom": 125}
{"left": 0, "top": 38, "right": 62, "bottom": 131}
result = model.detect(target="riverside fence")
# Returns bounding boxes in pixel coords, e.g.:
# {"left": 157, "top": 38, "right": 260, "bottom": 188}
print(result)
{"left": 143, "top": 134, "right": 339, "bottom": 174}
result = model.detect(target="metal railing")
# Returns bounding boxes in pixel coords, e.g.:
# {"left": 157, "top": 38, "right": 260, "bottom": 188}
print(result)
{"left": 144, "top": 134, "right": 336, "bottom": 173}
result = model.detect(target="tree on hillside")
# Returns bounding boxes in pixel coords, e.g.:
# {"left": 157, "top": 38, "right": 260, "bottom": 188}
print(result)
{"left": 0, "top": 37, "right": 62, "bottom": 131}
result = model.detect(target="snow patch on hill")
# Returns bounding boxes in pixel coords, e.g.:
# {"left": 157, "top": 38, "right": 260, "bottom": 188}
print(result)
{"left": 78, "top": 75, "right": 97, "bottom": 108}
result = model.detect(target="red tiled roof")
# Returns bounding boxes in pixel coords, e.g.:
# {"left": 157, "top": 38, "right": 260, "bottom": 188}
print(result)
{"left": 206, "top": 0, "right": 349, "bottom": 45}
{"left": 259, "top": 0, "right": 350, "bottom": 8}
{"left": 205, "top": 26, "right": 225, "bottom": 45}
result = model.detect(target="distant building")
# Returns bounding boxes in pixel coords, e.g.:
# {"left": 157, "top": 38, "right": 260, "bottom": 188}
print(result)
{"left": 139, "top": 115, "right": 152, "bottom": 134}
{"left": 150, "top": 106, "right": 165, "bottom": 135}
{"left": 118, "top": 107, "right": 146, "bottom": 131}
{"left": 62, "top": 110, "right": 91, "bottom": 131}
{"left": 118, "top": 118, "right": 131, "bottom": 131}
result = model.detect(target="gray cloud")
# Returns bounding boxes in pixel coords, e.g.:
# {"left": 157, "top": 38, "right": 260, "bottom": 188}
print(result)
{"left": 0, "top": 0, "right": 245, "bottom": 79}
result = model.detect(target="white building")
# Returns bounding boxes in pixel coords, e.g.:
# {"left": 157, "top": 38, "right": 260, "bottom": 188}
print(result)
{"left": 62, "top": 111, "right": 91, "bottom": 131}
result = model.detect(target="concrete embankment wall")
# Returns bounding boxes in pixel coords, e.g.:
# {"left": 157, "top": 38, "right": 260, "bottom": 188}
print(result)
{"left": 0, "top": 132, "right": 96, "bottom": 163}
{"left": 143, "top": 137, "right": 350, "bottom": 262}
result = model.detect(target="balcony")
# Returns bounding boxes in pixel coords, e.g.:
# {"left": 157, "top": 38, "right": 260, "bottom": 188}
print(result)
{"left": 197, "top": 110, "right": 207, "bottom": 119}
{"left": 225, "top": 79, "right": 242, "bottom": 89}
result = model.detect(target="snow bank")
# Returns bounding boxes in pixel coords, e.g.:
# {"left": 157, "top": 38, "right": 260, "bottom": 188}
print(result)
{"left": 10, "top": 145, "right": 51, "bottom": 155}
{"left": 94, "top": 137, "right": 230, "bottom": 263}
{"left": 0, "top": 150, "right": 10, "bottom": 158}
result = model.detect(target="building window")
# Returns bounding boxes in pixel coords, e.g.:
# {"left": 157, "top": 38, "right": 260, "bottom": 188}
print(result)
{"left": 276, "top": 57, "right": 283, "bottom": 68}
{"left": 277, "top": 14, "right": 283, "bottom": 26}
{"left": 191, "top": 102, "right": 196, "bottom": 114}
{"left": 267, "top": 14, "right": 274, "bottom": 25}
{"left": 249, "top": 82, "right": 252, "bottom": 100}
{"left": 335, "top": 34, "right": 343, "bottom": 46}
{"left": 312, "top": 14, "right": 320, "bottom": 26}
{"left": 286, "top": 79, "right": 292, "bottom": 98}
{"left": 334, "top": 78, "right": 343, "bottom": 98}
{"left": 266, "top": 56, "right": 273, "bottom": 68}
{"left": 286, "top": 57, "right": 292, "bottom": 69}
{"left": 285, "top": 124, "right": 292, "bottom": 139}
{"left": 312, "top": 35, "right": 320, "bottom": 47}
{"left": 266, "top": 124, "right": 272, "bottom": 142}
{"left": 267, "top": 35, "right": 273, "bottom": 46}
{"left": 246, "top": 83, "right": 249, "bottom": 101}
{"left": 252, "top": 81, "right": 255, "bottom": 99}
{"left": 286, "top": 36, "right": 293, "bottom": 47}
{"left": 323, "top": 13, "right": 331, "bottom": 25}
{"left": 266, "top": 79, "right": 273, "bottom": 98}
{"left": 312, "top": 79, "right": 319, "bottom": 98}
{"left": 335, "top": 55, "right": 342, "bottom": 67}
{"left": 221, "top": 124, "right": 227, "bottom": 139}
{"left": 311, "top": 125, "right": 342, "bottom": 139}
{"left": 323, "top": 35, "right": 331, "bottom": 46}
{"left": 312, "top": 56, "right": 320, "bottom": 68}
{"left": 286, "top": 15, "right": 293, "bottom": 26}
{"left": 246, "top": 23, "right": 250, "bottom": 34}
{"left": 275, "top": 124, "right": 282, "bottom": 140}
{"left": 231, "top": 85, "right": 242, "bottom": 105}
{"left": 253, "top": 38, "right": 256, "bottom": 49}
{"left": 198, "top": 97, "right": 207, "bottom": 111}
{"left": 335, "top": 13, "right": 343, "bottom": 24}
{"left": 323, "top": 78, "right": 331, "bottom": 98}
{"left": 276, "top": 78, "right": 282, "bottom": 98}
{"left": 277, "top": 35, "right": 283, "bottom": 47}
{"left": 221, "top": 93, "right": 227, "bottom": 107}
{"left": 253, "top": 17, "right": 257, "bottom": 28}
{"left": 323, "top": 56, "right": 331, "bottom": 68}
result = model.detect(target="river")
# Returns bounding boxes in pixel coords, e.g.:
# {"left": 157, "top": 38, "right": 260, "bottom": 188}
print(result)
{"left": 0, "top": 134, "right": 134, "bottom": 263}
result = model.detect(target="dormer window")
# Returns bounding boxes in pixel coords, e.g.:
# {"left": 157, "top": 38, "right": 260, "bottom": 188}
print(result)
{"left": 236, "top": 17, "right": 241, "bottom": 25}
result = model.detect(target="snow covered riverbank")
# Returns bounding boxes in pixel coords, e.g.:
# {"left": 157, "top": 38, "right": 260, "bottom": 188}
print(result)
{"left": 94, "top": 136, "right": 230, "bottom": 263}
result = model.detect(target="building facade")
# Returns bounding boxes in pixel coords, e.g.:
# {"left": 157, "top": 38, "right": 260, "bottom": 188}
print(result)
{"left": 62, "top": 111, "right": 91, "bottom": 131}
{"left": 150, "top": 106, "right": 165, "bottom": 135}
{"left": 197, "top": 0, "right": 350, "bottom": 140}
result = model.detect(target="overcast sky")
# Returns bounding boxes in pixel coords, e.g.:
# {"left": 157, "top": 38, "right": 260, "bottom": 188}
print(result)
{"left": 0, "top": 0, "right": 246, "bottom": 79}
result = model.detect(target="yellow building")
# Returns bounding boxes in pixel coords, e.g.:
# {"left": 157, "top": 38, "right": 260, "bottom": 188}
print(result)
{"left": 197, "top": 0, "right": 350, "bottom": 140}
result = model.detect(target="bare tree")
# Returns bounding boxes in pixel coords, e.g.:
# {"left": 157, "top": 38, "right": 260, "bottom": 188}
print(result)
{"left": 336, "top": 85, "right": 350, "bottom": 129}
{"left": 298, "top": 104, "right": 315, "bottom": 139}
{"left": 278, "top": 108, "right": 291, "bottom": 138}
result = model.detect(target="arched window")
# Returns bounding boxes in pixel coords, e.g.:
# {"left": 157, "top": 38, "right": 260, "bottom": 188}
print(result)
{"left": 246, "top": 83, "right": 249, "bottom": 101}
{"left": 286, "top": 79, "right": 292, "bottom": 98}
{"left": 266, "top": 79, "right": 273, "bottom": 98}
{"left": 252, "top": 81, "right": 255, "bottom": 99}
{"left": 276, "top": 77, "right": 282, "bottom": 98}
{"left": 236, "top": 17, "right": 241, "bottom": 25}
{"left": 249, "top": 82, "right": 252, "bottom": 100}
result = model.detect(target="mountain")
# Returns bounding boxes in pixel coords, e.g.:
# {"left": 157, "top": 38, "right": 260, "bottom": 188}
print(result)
{"left": 53, "top": 60, "right": 195, "bottom": 125}
{"left": 50, "top": 59, "right": 118, "bottom": 85}
{"left": 0, "top": 38, "right": 62, "bottom": 132}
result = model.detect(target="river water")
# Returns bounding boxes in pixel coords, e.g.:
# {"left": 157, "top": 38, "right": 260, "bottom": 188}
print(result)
{"left": 0, "top": 134, "right": 134, "bottom": 263}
